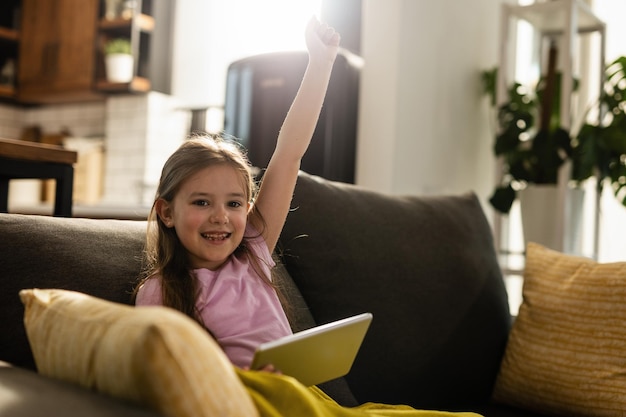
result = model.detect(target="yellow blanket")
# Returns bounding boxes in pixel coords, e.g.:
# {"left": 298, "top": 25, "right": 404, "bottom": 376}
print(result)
{"left": 236, "top": 369, "right": 482, "bottom": 417}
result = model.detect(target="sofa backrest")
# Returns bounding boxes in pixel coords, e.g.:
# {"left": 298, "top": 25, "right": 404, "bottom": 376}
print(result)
{"left": 278, "top": 171, "right": 512, "bottom": 410}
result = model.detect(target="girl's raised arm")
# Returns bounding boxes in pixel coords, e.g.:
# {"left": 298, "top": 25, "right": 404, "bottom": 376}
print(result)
{"left": 250, "top": 17, "right": 340, "bottom": 252}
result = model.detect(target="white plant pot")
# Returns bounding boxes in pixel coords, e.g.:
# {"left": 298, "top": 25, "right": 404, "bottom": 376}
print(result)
{"left": 519, "top": 185, "right": 560, "bottom": 251}
{"left": 105, "top": 54, "right": 134, "bottom": 83}
{"left": 519, "top": 184, "right": 585, "bottom": 253}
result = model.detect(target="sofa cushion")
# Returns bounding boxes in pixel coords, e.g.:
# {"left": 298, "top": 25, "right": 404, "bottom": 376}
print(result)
{"left": 0, "top": 361, "right": 163, "bottom": 417}
{"left": 492, "top": 243, "right": 626, "bottom": 417}
{"left": 20, "top": 288, "right": 258, "bottom": 417}
{"left": 279, "top": 172, "right": 511, "bottom": 409}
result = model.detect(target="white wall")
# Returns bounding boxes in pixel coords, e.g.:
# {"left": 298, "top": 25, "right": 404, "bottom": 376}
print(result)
{"left": 356, "top": 0, "right": 505, "bottom": 207}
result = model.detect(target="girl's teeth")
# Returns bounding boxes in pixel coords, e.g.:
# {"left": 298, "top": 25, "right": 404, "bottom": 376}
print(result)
{"left": 202, "top": 233, "right": 227, "bottom": 240}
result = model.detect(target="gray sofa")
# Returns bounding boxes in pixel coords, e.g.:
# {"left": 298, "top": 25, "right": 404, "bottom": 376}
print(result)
{"left": 0, "top": 171, "right": 545, "bottom": 416}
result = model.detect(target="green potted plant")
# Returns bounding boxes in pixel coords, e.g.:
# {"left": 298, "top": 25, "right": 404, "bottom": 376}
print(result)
{"left": 482, "top": 48, "right": 577, "bottom": 214}
{"left": 483, "top": 58, "right": 589, "bottom": 252}
{"left": 482, "top": 55, "right": 626, "bottom": 213}
{"left": 103, "top": 38, "right": 133, "bottom": 83}
{"left": 571, "top": 56, "right": 626, "bottom": 206}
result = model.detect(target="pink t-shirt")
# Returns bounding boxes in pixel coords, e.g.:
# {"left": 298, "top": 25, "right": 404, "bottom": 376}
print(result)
{"left": 135, "top": 225, "right": 292, "bottom": 368}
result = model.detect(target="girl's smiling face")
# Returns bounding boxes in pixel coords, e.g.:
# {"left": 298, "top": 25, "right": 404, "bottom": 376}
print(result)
{"left": 158, "top": 164, "right": 250, "bottom": 270}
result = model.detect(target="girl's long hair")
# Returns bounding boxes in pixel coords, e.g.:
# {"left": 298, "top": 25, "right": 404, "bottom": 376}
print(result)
{"left": 132, "top": 134, "right": 279, "bottom": 328}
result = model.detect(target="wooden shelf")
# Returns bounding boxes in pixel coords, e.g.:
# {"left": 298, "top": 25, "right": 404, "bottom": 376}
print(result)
{"left": 96, "top": 76, "right": 150, "bottom": 93}
{"left": 0, "top": 85, "right": 16, "bottom": 98}
{"left": 98, "top": 14, "right": 155, "bottom": 32}
{"left": 4, "top": 0, "right": 158, "bottom": 102}
{"left": 95, "top": 1, "right": 155, "bottom": 95}
{"left": 0, "top": 23, "right": 18, "bottom": 103}
{"left": 0, "top": 27, "right": 18, "bottom": 42}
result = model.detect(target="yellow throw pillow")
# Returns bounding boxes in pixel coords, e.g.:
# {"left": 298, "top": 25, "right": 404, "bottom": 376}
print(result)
{"left": 20, "top": 288, "right": 258, "bottom": 417}
{"left": 492, "top": 243, "right": 626, "bottom": 417}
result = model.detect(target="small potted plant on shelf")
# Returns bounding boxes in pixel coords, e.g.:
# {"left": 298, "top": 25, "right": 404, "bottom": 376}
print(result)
{"left": 103, "top": 38, "right": 133, "bottom": 83}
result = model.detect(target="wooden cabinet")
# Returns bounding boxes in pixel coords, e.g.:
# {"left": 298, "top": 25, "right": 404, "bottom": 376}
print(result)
{"left": 0, "top": 0, "right": 164, "bottom": 104}
{"left": 0, "top": 1, "right": 20, "bottom": 100}
{"left": 18, "top": 0, "right": 102, "bottom": 103}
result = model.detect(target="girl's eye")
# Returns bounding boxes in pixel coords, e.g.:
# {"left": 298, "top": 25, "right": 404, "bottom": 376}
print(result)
{"left": 193, "top": 200, "right": 209, "bottom": 207}
{"left": 229, "top": 201, "right": 243, "bottom": 208}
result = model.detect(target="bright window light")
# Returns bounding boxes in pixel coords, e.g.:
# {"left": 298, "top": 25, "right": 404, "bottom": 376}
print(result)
{"left": 208, "top": 0, "right": 323, "bottom": 59}
{"left": 174, "top": 0, "right": 322, "bottom": 126}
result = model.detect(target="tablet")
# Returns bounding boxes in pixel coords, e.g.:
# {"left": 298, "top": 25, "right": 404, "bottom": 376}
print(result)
{"left": 250, "top": 312, "right": 373, "bottom": 387}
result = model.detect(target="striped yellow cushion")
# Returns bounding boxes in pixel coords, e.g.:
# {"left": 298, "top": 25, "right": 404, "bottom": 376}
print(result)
{"left": 20, "top": 289, "right": 258, "bottom": 417}
{"left": 492, "top": 243, "right": 626, "bottom": 417}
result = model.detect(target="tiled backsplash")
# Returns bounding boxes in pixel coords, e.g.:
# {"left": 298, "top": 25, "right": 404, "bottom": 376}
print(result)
{"left": 0, "top": 101, "right": 107, "bottom": 140}
{"left": 0, "top": 104, "right": 23, "bottom": 139}
{"left": 104, "top": 93, "right": 190, "bottom": 206}
{"left": 1, "top": 92, "right": 191, "bottom": 210}
{"left": 22, "top": 102, "right": 107, "bottom": 138}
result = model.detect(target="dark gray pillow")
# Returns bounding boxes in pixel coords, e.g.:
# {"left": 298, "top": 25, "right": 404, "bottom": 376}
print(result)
{"left": 0, "top": 214, "right": 146, "bottom": 369}
{"left": 278, "top": 171, "right": 511, "bottom": 410}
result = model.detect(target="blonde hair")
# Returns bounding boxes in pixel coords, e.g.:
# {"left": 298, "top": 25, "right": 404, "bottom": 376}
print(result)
{"left": 133, "top": 134, "right": 273, "bottom": 327}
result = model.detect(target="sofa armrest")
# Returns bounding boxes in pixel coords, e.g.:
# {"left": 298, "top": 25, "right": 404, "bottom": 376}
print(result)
{"left": 0, "top": 361, "right": 162, "bottom": 417}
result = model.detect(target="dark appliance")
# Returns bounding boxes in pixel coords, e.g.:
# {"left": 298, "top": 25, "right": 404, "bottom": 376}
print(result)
{"left": 223, "top": 49, "right": 362, "bottom": 183}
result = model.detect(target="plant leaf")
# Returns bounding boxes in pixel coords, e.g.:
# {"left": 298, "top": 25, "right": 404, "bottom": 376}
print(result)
{"left": 481, "top": 68, "right": 497, "bottom": 107}
{"left": 489, "top": 185, "right": 516, "bottom": 214}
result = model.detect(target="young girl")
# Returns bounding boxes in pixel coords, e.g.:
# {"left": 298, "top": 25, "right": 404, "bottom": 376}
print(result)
{"left": 134, "top": 18, "right": 483, "bottom": 417}
{"left": 133, "top": 16, "right": 340, "bottom": 370}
